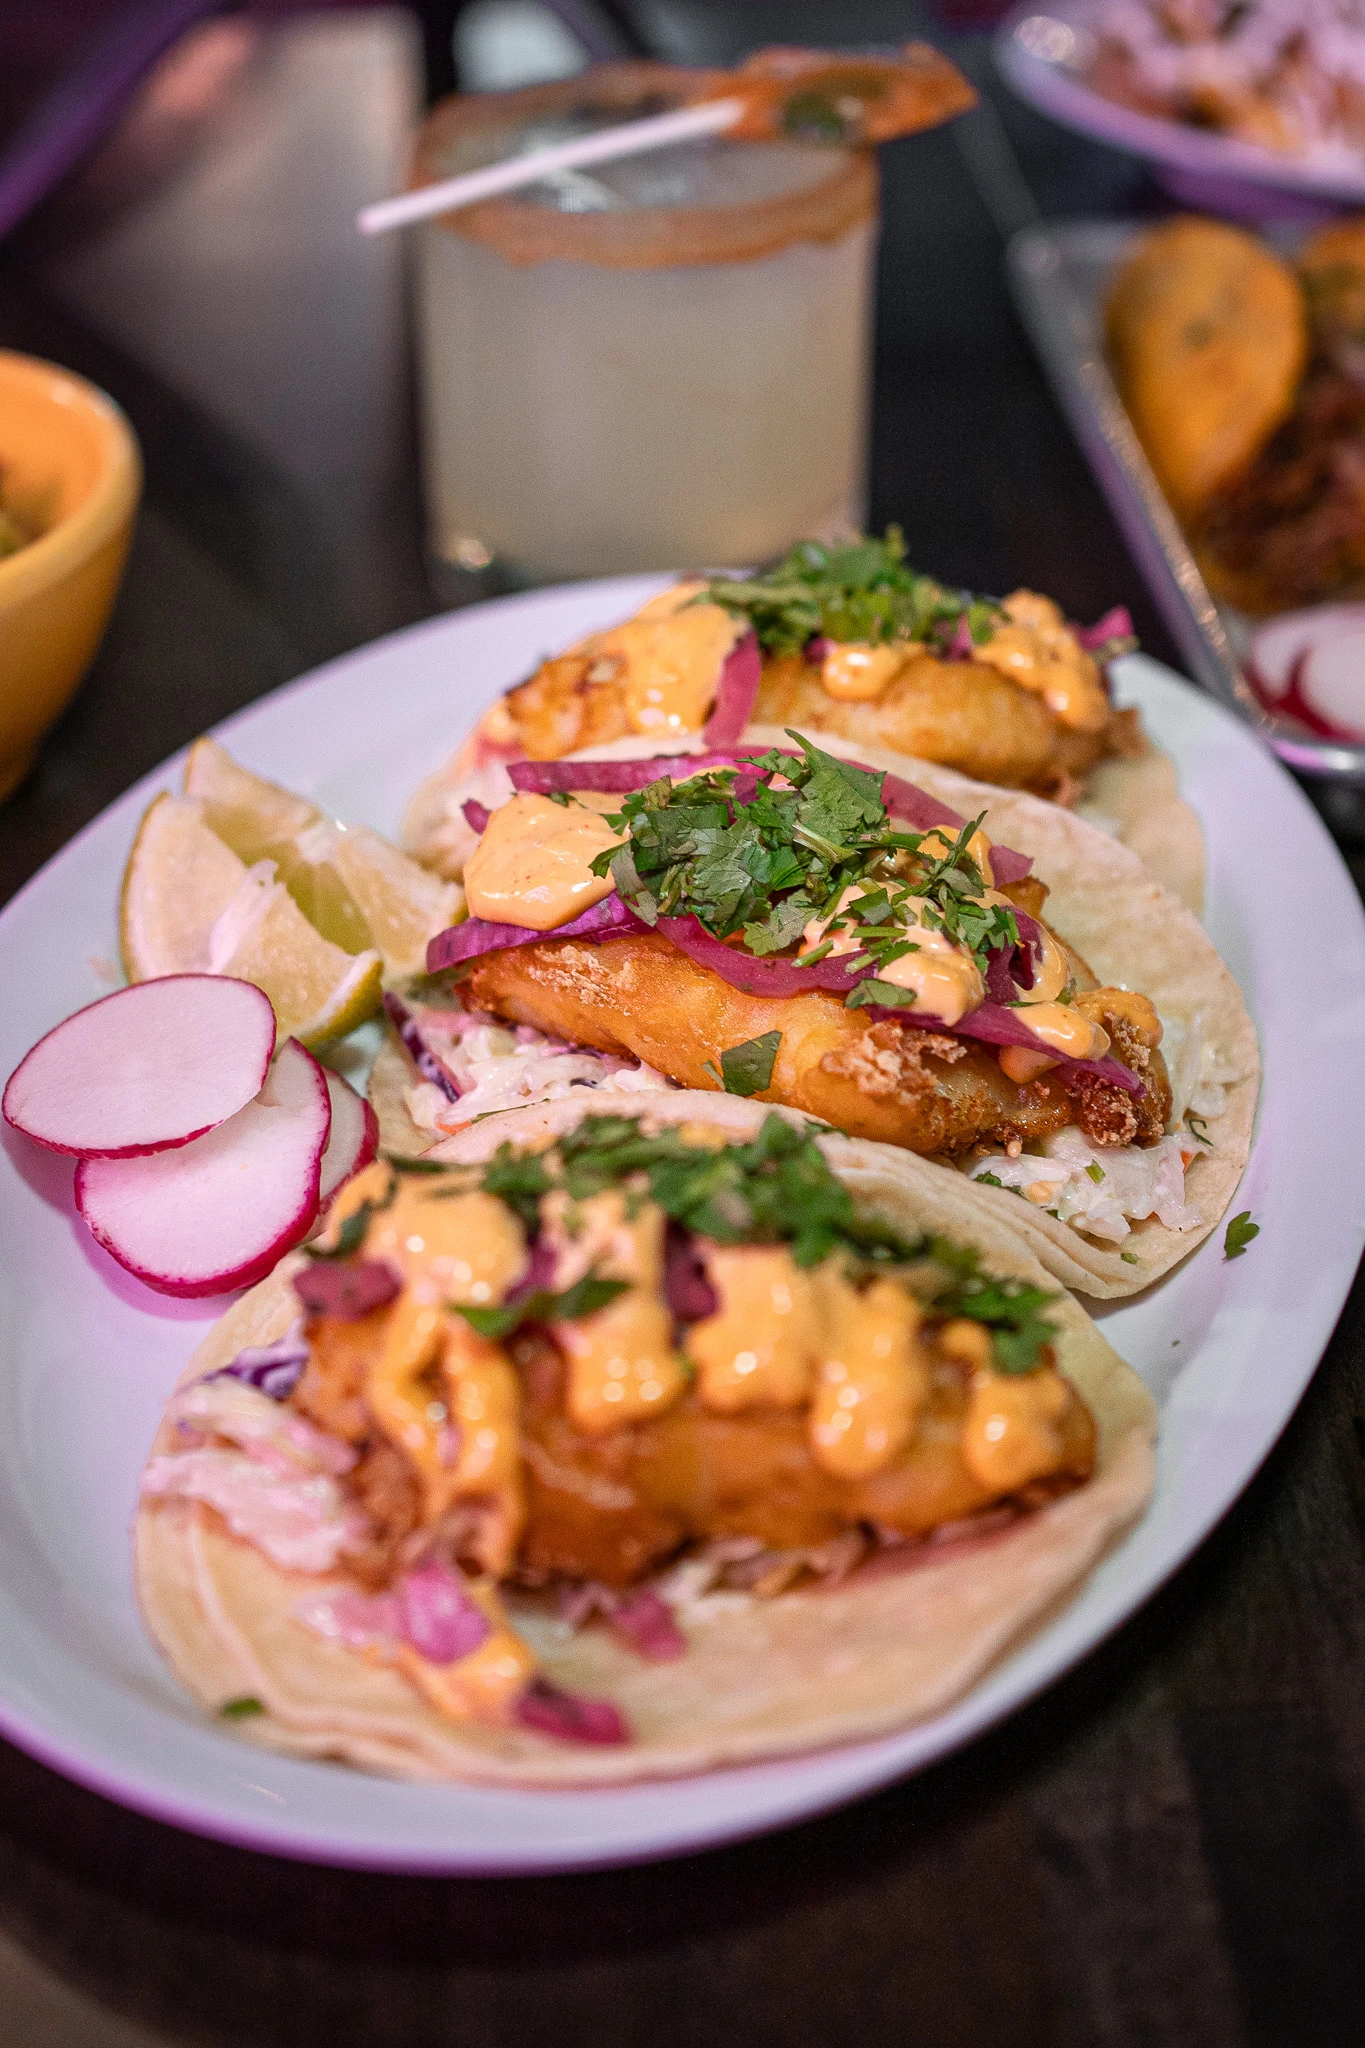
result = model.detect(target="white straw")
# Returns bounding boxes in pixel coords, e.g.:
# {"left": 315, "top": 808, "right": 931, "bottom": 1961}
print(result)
{"left": 357, "top": 97, "right": 745, "bottom": 236}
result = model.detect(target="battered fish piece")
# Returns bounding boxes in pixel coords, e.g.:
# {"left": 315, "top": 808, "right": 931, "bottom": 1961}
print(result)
{"left": 289, "top": 1132, "right": 1096, "bottom": 1595}
{"left": 753, "top": 646, "right": 1136, "bottom": 794}
{"left": 512, "top": 1326, "right": 1095, "bottom": 1587}
{"left": 1106, "top": 216, "right": 1307, "bottom": 519}
{"left": 464, "top": 932, "right": 1171, "bottom": 1157}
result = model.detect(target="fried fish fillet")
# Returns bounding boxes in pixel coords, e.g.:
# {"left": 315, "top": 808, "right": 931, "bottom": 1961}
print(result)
{"left": 299, "top": 1313, "right": 1096, "bottom": 1590}
{"left": 752, "top": 650, "right": 1136, "bottom": 793}
{"left": 463, "top": 931, "right": 1171, "bottom": 1157}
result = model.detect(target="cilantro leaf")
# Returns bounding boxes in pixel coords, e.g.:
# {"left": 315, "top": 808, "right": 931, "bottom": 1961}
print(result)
{"left": 920, "top": 1237, "right": 1059, "bottom": 1373}
{"left": 454, "top": 1273, "right": 629, "bottom": 1340}
{"left": 1224, "top": 1211, "right": 1259, "bottom": 1260}
{"left": 219, "top": 1696, "right": 265, "bottom": 1720}
{"left": 706, "top": 1031, "right": 782, "bottom": 1098}
{"left": 845, "top": 977, "right": 917, "bottom": 1009}
{"left": 702, "top": 529, "right": 1004, "bottom": 656}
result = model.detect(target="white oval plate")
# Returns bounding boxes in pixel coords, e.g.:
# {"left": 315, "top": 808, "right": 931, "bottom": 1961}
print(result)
{"left": 1, "top": 576, "right": 1362, "bottom": 1874}
{"left": 997, "top": 1, "right": 1365, "bottom": 209}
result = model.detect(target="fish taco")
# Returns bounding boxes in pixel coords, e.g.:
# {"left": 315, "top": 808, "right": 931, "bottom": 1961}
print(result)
{"left": 136, "top": 1092, "right": 1155, "bottom": 1785}
{"left": 394, "top": 729, "right": 1257, "bottom": 1298}
{"left": 402, "top": 534, "right": 1204, "bottom": 909}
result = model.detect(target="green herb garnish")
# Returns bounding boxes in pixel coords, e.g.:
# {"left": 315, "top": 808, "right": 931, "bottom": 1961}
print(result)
{"left": 219, "top": 1696, "right": 265, "bottom": 1720}
{"left": 1186, "top": 1113, "right": 1212, "bottom": 1146}
{"left": 1085, "top": 1161, "right": 1105, "bottom": 1183}
{"left": 917, "top": 1236, "right": 1060, "bottom": 1374}
{"left": 703, "top": 1030, "right": 783, "bottom": 1098}
{"left": 586, "top": 732, "right": 1020, "bottom": 1013}
{"left": 702, "top": 529, "right": 1004, "bottom": 657}
{"left": 1224, "top": 1211, "right": 1259, "bottom": 1260}
{"left": 455, "top": 1273, "right": 629, "bottom": 1340}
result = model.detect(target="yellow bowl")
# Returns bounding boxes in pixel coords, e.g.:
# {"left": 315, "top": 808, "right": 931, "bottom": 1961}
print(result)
{"left": 0, "top": 349, "right": 142, "bottom": 803}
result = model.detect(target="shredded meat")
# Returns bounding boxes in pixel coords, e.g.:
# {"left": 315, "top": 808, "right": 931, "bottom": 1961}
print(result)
{"left": 1195, "top": 365, "right": 1365, "bottom": 613}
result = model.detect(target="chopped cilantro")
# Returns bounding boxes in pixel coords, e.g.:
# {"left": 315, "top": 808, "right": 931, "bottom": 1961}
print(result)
{"left": 219, "top": 1696, "right": 265, "bottom": 1720}
{"left": 703, "top": 1030, "right": 783, "bottom": 1098}
{"left": 1224, "top": 1211, "right": 1259, "bottom": 1260}
{"left": 1120, "top": 1251, "right": 1139, "bottom": 1265}
{"left": 974, "top": 1171, "right": 1005, "bottom": 1189}
{"left": 1186, "top": 1113, "right": 1212, "bottom": 1146}
{"left": 367, "top": 1117, "right": 1061, "bottom": 1371}
{"left": 917, "top": 1237, "right": 1059, "bottom": 1373}
{"left": 588, "top": 734, "right": 1021, "bottom": 1021}
{"left": 1085, "top": 1161, "right": 1105, "bottom": 1183}
{"left": 455, "top": 1273, "right": 629, "bottom": 1340}
{"left": 702, "top": 529, "right": 1004, "bottom": 656}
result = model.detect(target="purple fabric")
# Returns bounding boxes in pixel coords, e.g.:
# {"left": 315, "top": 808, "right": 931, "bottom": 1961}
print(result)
{"left": 396, "top": 1558, "right": 493, "bottom": 1665}
{"left": 293, "top": 1259, "right": 402, "bottom": 1320}
{"left": 702, "top": 630, "right": 761, "bottom": 746}
{"left": 515, "top": 1676, "right": 629, "bottom": 1745}
{"left": 382, "top": 992, "right": 461, "bottom": 1101}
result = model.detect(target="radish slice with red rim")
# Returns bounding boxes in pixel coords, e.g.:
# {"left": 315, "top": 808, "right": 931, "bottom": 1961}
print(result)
{"left": 317, "top": 1067, "right": 379, "bottom": 1211}
{"left": 3, "top": 974, "right": 276, "bottom": 1159}
{"left": 1247, "top": 605, "right": 1365, "bottom": 736}
{"left": 75, "top": 1039, "right": 331, "bottom": 1298}
{"left": 1300, "top": 628, "right": 1365, "bottom": 739}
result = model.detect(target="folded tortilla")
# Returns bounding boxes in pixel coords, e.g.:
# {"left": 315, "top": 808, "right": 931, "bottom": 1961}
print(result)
{"left": 135, "top": 1091, "right": 1155, "bottom": 1788}
{"left": 398, "top": 727, "right": 1256, "bottom": 1299}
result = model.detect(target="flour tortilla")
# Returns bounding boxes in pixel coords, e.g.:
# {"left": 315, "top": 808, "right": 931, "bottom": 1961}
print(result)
{"left": 135, "top": 1090, "right": 1155, "bottom": 1789}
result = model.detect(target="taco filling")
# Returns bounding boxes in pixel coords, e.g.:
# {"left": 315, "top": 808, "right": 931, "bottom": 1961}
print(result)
{"left": 413, "top": 737, "right": 1199, "bottom": 1243}
{"left": 140, "top": 1115, "right": 1100, "bottom": 1745}
{"left": 405, "top": 534, "right": 1141, "bottom": 883}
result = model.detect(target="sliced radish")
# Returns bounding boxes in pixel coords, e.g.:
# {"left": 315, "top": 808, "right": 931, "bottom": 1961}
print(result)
{"left": 1247, "top": 603, "right": 1365, "bottom": 732}
{"left": 1300, "top": 628, "right": 1365, "bottom": 739}
{"left": 75, "top": 1039, "right": 331, "bottom": 1298}
{"left": 3, "top": 975, "right": 276, "bottom": 1159}
{"left": 317, "top": 1067, "right": 379, "bottom": 1211}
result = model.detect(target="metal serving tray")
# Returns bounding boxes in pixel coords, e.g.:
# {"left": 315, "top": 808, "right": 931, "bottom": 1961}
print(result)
{"left": 1006, "top": 217, "right": 1365, "bottom": 784}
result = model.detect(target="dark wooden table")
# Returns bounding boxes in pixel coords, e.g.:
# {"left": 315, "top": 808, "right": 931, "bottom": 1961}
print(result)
{"left": 2, "top": 18, "right": 1364, "bottom": 2047}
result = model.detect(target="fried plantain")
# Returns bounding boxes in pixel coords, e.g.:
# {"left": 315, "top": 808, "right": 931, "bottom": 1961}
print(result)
{"left": 1106, "top": 216, "right": 1307, "bottom": 520}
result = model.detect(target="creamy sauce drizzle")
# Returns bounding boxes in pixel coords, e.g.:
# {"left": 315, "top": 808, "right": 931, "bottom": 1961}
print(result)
{"left": 464, "top": 792, "right": 619, "bottom": 932}
{"left": 820, "top": 641, "right": 906, "bottom": 701}
{"left": 591, "top": 591, "right": 739, "bottom": 738}
{"left": 807, "top": 1273, "right": 928, "bottom": 1479}
{"left": 687, "top": 1245, "right": 819, "bottom": 1411}
{"left": 543, "top": 1191, "right": 689, "bottom": 1434}
{"left": 968, "top": 590, "right": 1109, "bottom": 732}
